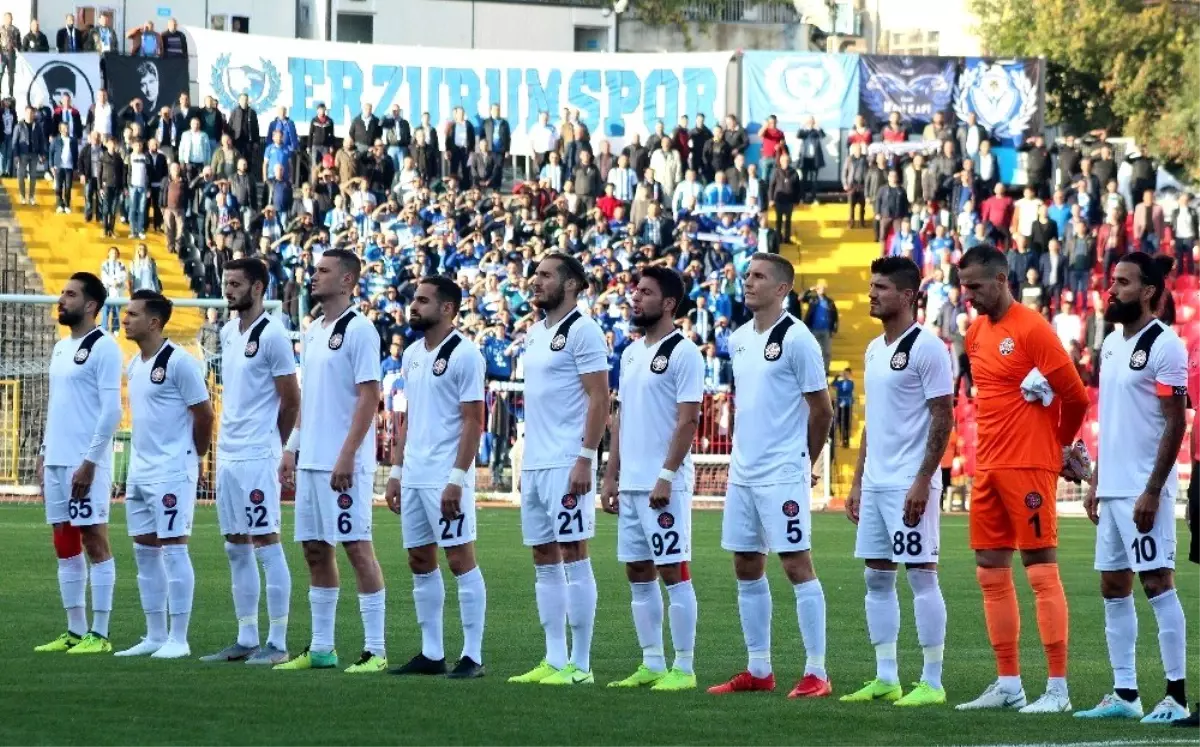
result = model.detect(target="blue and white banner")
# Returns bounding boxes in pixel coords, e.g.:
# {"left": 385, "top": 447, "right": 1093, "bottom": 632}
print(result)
{"left": 741, "top": 51, "right": 859, "bottom": 133}
{"left": 858, "top": 55, "right": 956, "bottom": 129}
{"left": 190, "top": 28, "right": 732, "bottom": 153}
{"left": 954, "top": 57, "right": 1044, "bottom": 147}
{"left": 15, "top": 52, "right": 102, "bottom": 113}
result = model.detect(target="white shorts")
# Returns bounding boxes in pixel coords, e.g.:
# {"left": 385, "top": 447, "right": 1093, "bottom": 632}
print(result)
{"left": 216, "top": 458, "right": 283, "bottom": 537}
{"left": 400, "top": 485, "right": 477, "bottom": 549}
{"left": 43, "top": 464, "right": 112, "bottom": 526}
{"left": 853, "top": 487, "right": 941, "bottom": 564}
{"left": 721, "top": 483, "right": 812, "bottom": 554}
{"left": 126, "top": 477, "right": 197, "bottom": 539}
{"left": 294, "top": 468, "right": 374, "bottom": 544}
{"left": 1094, "top": 495, "right": 1178, "bottom": 573}
{"left": 520, "top": 466, "right": 596, "bottom": 546}
{"left": 616, "top": 489, "right": 692, "bottom": 565}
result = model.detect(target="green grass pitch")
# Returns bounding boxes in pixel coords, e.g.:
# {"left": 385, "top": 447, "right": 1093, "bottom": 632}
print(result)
{"left": 0, "top": 504, "right": 1197, "bottom": 746}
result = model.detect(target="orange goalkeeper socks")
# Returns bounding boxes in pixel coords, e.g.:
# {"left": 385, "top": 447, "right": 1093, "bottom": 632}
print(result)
{"left": 977, "top": 566, "right": 1021, "bottom": 677}
{"left": 1026, "top": 563, "right": 1069, "bottom": 679}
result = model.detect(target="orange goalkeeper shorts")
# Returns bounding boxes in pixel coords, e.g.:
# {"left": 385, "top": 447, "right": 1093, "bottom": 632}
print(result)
{"left": 969, "top": 468, "right": 1059, "bottom": 551}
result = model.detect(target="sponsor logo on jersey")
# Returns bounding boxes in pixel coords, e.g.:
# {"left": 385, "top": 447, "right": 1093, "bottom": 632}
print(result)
{"left": 432, "top": 358, "right": 448, "bottom": 376}
{"left": 1130, "top": 349, "right": 1148, "bottom": 370}
{"left": 409, "top": 360, "right": 420, "bottom": 371}
{"left": 1104, "top": 348, "right": 1114, "bottom": 359}
{"left": 244, "top": 340, "right": 259, "bottom": 357}
{"left": 151, "top": 366, "right": 166, "bottom": 383}
{"left": 890, "top": 351, "right": 908, "bottom": 370}
{"left": 328, "top": 332, "right": 344, "bottom": 350}
{"left": 162, "top": 493, "right": 177, "bottom": 508}
{"left": 249, "top": 489, "right": 265, "bottom": 505}
{"left": 561, "top": 493, "right": 578, "bottom": 510}
{"left": 764, "top": 342, "right": 782, "bottom": 361}
{"left": 550, "top": 333, "right": 567, "bottom": 351}
{"left": 1024, "top": 491, "right": 1043, "bottom": 509}
{"left": 73, "top": 347, "right": 90, "bottom": 363}
{"left": 657, "top": 511, "right": 675, "bottom": 529}
{"left": 651, "top": 354, "right": 669, "bottom": 373}
{"left": 999, "top": 337, "right": 1015, "bottom": 356}
{"left": 781, "top": 499, "right": 800, "bottom": 517}
{"left": 337, "top": 493, "right": 353, "bottom": 510}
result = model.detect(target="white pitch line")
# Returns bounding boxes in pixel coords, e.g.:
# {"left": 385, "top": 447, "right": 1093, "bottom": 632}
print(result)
{"left": 953, "top": 739, "right": 1198, "bottom": 747}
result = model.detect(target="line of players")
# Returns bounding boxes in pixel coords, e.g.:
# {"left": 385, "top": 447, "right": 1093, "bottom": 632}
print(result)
{"left": 35, "top": 244, "right": 1194, "bottom": 721}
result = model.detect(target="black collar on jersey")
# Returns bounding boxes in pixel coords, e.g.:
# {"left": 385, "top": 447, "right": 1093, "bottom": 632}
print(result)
{"left": 649, "top": 331, "right": 685, "bottom": 374}
{"left": 327, "top": 308, "right": 356, "bottom": 351}
{"left": 244, "top": 315, "right": 271, "bottom": 357}
{"left": 1129, "top": 320, "right": 1164, "bottom": 370}
{"left": 73, "top": 327, "right": 105, "bottom": 365}
{"left": 432, "top": 331, "right": 463, "bottom": 377}
{"left": 889, "top": 326, "right": 923, "bottom": 371}
{"left": 549, "top": 309, "right": 582, "bottom": 351}
{"left": 150, "top": 341, "right": 175, "bottom": 385}
{"left": 764, "top": 316, "right": 794, "bottom": 361}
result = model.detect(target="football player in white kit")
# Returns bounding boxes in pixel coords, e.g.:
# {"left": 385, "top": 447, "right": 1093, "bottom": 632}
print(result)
{"left": 708, "top": 253, "right": 834, "bottom": 698}
{"left": 508, "top": 252, "right": 611, "bottom": 686}
{"left": 1076, "top": 253, "right": 1192, "bottom": 724}
{"left": 385, "top": 276, "right": 488, "bottom": 679}
{"left": 601, "top": 267, "right": 704, "bottom": 692}
{"left": 842, "top": 256, "right": 954, "bottom": 707}
{"left": 201, "top": 258, "right": 300, "bottom": 666}
{"left": 277, "top": 249, "right": 388, "bottom": 674}
{"left": 34, "top": 272, "right": 122, "bottom": 655}
{"left": 116, "top": 290, "right": 214, "bottom": 659}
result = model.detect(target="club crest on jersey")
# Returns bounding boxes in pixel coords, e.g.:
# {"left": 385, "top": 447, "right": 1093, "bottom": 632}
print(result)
{"left": 657, "top": 512, "right": 675, "bottom": 529}
{"left": 764, "top": 342, "right": 782, "bottom": 361}
{"left": 561, "top": 493, "right": 578, "bottom": 510}
{"left": 150, "top": 366, "right": 166, "bottom": 383}
{"left": 1130, "top": 349, "right": 1148, "bottom": 370}
{"left": 781, "top": 499, "right": 800, "bottom": 517}
{"left": 550, "top": 333, "right": 567, "bottom": 351}
{"left": 999, "top": 337, "right": 1015, "bottom": 356}
{"left": 328, "top": 332, "right": 344, "bottom": 350}
{"left": 337, "top": 493, "right": 353, "bottom": 510}
{"left": 249, "top": 489, "right": 265, "bottom": 505}
{"left": 162, "top": 493, "right": 177, "bottom": 508}
{"left": 73, "top": 347, "right": 90, "bottom": 364}
{"left": 1024, "top": 492, "right": 1043, "bottom": 509}
{"left": 651, "top": 354, "right": 669, "bottom": 373}
{"left": 890, "top": 352, "right": 908, "bottom": 370}
{"left": 244, "top": 340, "right": 259, "bottom": 357}
{"left": 432, "top": 358, "right": 448, "bottom": 376}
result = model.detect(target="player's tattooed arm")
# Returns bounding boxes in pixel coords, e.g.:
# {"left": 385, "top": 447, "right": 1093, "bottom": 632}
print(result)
{"left": 917, "top": 395, "right": 954, "bottom": 482}
{"left": 1145, "top": 391, "right": 1188, "bottom": 498}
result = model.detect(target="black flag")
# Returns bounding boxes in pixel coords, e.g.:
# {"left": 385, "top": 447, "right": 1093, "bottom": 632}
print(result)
{"left": 103, "top": 54, "right": 188, "bottom": 115}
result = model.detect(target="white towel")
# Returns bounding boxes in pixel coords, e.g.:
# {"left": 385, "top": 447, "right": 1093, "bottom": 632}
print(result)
{"left": 1021, "top": 368, "right": 1055, "bottom": 406}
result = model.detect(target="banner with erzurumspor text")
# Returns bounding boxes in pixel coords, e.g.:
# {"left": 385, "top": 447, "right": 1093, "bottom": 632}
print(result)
{"left": 188, "top": 27, "right": 734, "bottom": 153}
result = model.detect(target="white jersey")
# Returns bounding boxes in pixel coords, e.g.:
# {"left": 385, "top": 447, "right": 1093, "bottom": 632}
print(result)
{"left": 617, "top": 330, "right": 704, "bottom": 492}
{"left": 43, "top": 327, "right": 122, "bottom": 469}
{"left": 520, "top": 309, "right": 609, "bottom": 470}
{"left": 401, "top": 330, "right": 486, "bottom": 488}
{"left": 127, "top": 340, "right": 209, "bottom": 484}
{"left": 863, "top": 324, "right": 955, "bottom": 491}
{"left": 297, "top": 308, "right": 381, "bottom": 473}
{"left": 217, "top": 312, "right": 297, "bottom": 461}
{"left": 729, "top": 312, "right": 828, "bottom": 486}
{"left": 1097, "top": 319, "right": 1188, "bottom": 499}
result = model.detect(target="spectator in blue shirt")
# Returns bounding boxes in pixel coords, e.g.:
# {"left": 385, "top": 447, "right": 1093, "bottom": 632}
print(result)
{"left": 832, "top": 368, "right": 855, "bottom": 448}
{"left": 802, "top": 280, "right": 838, "bottom": 374}
{"left": 262, "top": 127, "right": 294, "bottom": 182}
{"left": 381, "top": 341, "right": 404, "bottom": 377}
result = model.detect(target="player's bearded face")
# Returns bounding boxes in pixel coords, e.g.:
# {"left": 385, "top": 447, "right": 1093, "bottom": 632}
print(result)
{"left": 532, "top": 275, "right": 564, "bottom": 310}
{"left": 1103, "top": 292, "right": 1142, "bottom": 324}
{"left": 408, "top": 301, "right": 439, "bottom": 331}
{"left": 56, "top": 299, "right": 84, "bottom": 326}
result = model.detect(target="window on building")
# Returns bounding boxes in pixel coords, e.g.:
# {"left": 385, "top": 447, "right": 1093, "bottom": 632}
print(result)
{"left": 231, "top": 15, "right": 250, "bottom": 33}
{"left": 573, "top": 26, "right": 608, "bottom": 52}
{"left": 336, "top": 13, "right": 374, "bottom": 43}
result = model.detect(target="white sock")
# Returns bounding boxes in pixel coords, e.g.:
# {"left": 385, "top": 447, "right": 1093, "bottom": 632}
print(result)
{"left": 1149, "top": 589, "right": 1187, "bottom": 682}
{"left": 864, "top": 568, "right": 900, "bottom": 685}
{"left": 413, "top": 569, "right": 445, "bottom": 661}
{"left": 535, "top": 563, "right": 569, "bottom": 669}
{"left": 737, "top": 577, "right": 772, "bottom": 678}
{"left": 565, "top": 558, "right": 597, "bottom": 672}
{"left": 58, "top": 553, "right": 88, "bottom": 636}
{"left": 630, "top": 580, "right": 665, "bottom": 672}
{"left": 456, "top": 567, "right": 486, "bottom": 664}
{"left": 308, "top": 586, "right": 339, "bottom": 654}
{"left": 1048, "top": 676, "right": 1069, "bottom": 695}
{"left": 1104, "top": 595, "right": 1138, "bottom": 691}
{"left": 358, "top": 589, "right": 386, "bottom": 658}
{"left": 133, "top": 544, "right": 168, "bottom": 642}
{"left": 908, "top": 568, "right": 947, "bottom": 690}
{"left": 225, "top": 542, "right": 260, "bottom": 648}
{"left": 255, "top": 543, "right": 291, "bottom": 650}
{"left": 162, "top": 545, "right": 194, "bottom": 644}
{"left": 998, "top": 675, "right": 1024, "bottom": 693}
{"left": 794, "top": 578, "right": 827, "bottom": 679}
{"left": 666, "top": 579, "right": 698, "bottom": 675}
{"left": 89, "top": 558, "right": 116, "bottom": 638}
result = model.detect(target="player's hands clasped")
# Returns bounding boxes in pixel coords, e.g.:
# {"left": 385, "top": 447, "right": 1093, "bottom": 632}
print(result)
{"left": 568, "top": 456, "right": 593, "bottom": 498}
{"left": 278, "top": 451, "right": 296, "bottom": 491}
{"left": 1083, "top": 482, "right": 1099, "bottom": 525}
{"left": 441, "top": 483, "right": 463, "bottom": 521}
{"left": 1132, "top": 489, "right": 1159, "bottom": 534}
{"left": 844, "top": 484, "right": 861, "bottom": 525}
{"left": 649, "top": 478, "right": 671, "bottom": 510}
{"left": 69, "top": 460, "right": 95, "bottom": 499}
{"left": 330, "top": 451, "right": 355, "bottom": 492}
{"left": 903, "top": 477, "right": 930, "bottom": 528}
{"left": 1060, "top": 443, "right": 1091, "bottom": 484}
{"left": 599, "top": 475, "right": 619, "bottom": 514}
{"left": 384, "top": 476, "right": 401, "bottom": 514}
